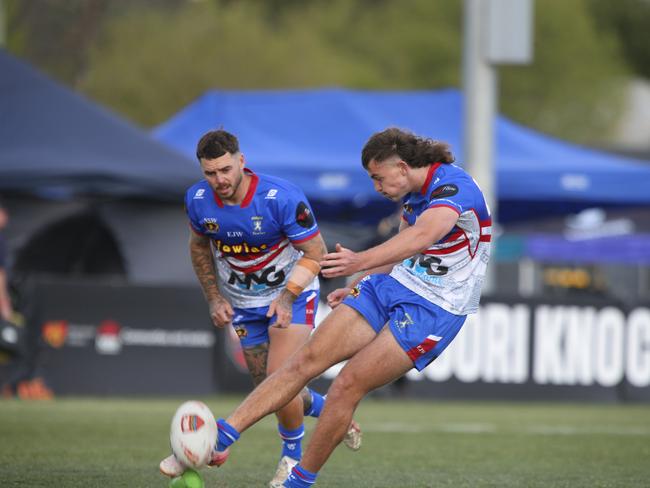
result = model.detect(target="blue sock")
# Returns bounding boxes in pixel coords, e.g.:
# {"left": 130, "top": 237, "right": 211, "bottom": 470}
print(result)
{"left": 278, "top": 423, "right": 304, "bottom": 460}
{"left": 216, "top": 418, "right": 240, "bottom": 452}
{"left": 304, "top": 389, "right": 325, "bottom": 418}
{"left": 283, "top": 464, "right": 318, "bottom": 487}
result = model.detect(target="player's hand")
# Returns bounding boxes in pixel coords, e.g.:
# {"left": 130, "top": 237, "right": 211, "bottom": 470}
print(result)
{"left": 208, "top": 296, "right": 234, "bottom": 328}
{"left": 267, "top": 291, "right": 294, "bottom": 329}
{"left": 321, "top": 243, "right": 362, "bottom": 278}
{"left": 327, "top": 288, "right": 351, "bottom": 309}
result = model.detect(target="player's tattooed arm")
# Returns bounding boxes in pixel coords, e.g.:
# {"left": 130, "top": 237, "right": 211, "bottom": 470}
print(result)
{"left": 243, "top": 343, "right": 270, "bottom": 386}
{"left": 189, "top": 230, "right": 220, "bottom": 299}
{"left": 293, "top": 231, "right": 328, "bottom": 263}
{"left": 189, "top": 230, "right": 233, "bottom": 327}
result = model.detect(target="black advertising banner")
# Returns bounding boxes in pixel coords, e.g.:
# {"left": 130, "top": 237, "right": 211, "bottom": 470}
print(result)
{"left": 314, "top": 296, "right": 650, "bottom": 402}
{"left": 33, "top": 281, "right": 219, "bottom": 395}
{"left": 25, "top": 281, "right": 650, "bottom": 402}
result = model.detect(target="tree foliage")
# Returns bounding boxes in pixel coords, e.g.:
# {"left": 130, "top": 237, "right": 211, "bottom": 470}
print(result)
{"left": 590, "top": 0, "right": 650, "bottom": 80}
{"left": 500, "top": 0, "right": 628, "bottom": 143}
{"left": 5, "top": 0, "right": 633, "bottom": 144}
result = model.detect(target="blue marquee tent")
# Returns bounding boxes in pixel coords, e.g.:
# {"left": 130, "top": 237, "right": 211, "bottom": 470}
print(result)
{"left": 154, "top": 88, "right": 650, "bottom": 221}
{"left": 0, "top": 49, "right": 196, "bottom": 200}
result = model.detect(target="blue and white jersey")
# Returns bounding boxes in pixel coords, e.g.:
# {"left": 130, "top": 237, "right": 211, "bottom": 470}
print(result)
{"left": 390, "top": 163, "right": 491, "bottom": 315}
{"left": 185, "top": 169, "right": 320, "bottom": 308}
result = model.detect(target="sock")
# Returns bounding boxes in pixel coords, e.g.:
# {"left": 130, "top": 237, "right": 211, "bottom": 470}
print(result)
{"left": 216, "top": 418, "right": 240, "bottom": 452}
{"left": 283, "top": 464, "right": 318, "bottom": 487}
{"left": 304, "top": 389, "right": 325, "bottom": 418}
{"left": 278, "top": 423, "right": 304, "bottom": 460}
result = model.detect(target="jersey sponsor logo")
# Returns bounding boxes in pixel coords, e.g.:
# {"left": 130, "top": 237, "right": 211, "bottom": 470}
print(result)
{"left": 234, "top": 325, "right": 247, "bottom": 338}
{"left": 430, "top": 184, "right": 459, "bottom": 200}
{"left": 193, "top": 188, "right": 206, "bottom": 199}
{"left": 405, "top": 255, "right": 449, "bottom": 276}
{"left": 203, "top": 218, "right": 219, "bottom": 233}
{"left": 228, "top": 266, "right": 286, "bottom": 290}
{"left": 265, "top": 189, "right": 278, "bottom": 199}
{"left": 251, "top": 216, "right": 265, "bottom": 235}
{"left": 402, "top": 255, "right": 448, "bottom": 285}
{"left": 213, "top": 239, "right": 268, "bottom": 254}
{"left": 296, "top": 202, "right": 314, "bottom": 228}
{"left": 406, "top": 334, "right": 441, "bottom": 361}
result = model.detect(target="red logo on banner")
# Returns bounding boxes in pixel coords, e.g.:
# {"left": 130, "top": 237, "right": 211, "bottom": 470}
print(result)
{"left": 95, "top": 319, "right": 123, "bottom": 355}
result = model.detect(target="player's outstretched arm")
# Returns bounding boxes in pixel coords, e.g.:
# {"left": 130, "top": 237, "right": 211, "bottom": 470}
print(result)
{"left": 321, "top": 206, "right": 459, "bottom": 278}
{"left": 325, "top": 218, "right": 411, "bottom": 294}
{"left": 188, "top": 230, "right": 233, "bottom": 327}
{"left": 268, "top": 233, "right": 327, "bottom": 328}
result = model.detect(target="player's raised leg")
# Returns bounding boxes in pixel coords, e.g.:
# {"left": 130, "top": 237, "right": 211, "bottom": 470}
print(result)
{"left": 284, "top": 326, "right": 413, "bottom": 487}
{"left": 213, "top": 304, "right": 377, "bottom": 458}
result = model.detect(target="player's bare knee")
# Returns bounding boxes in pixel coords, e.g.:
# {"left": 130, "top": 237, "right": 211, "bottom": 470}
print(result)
{"left": 288, "top": 345, "right": 323, "bottom": 379}
{"left": 282, "top": 351, "right": 315, "bottom": 383}
{"left": 328, "top": 371, "right": 364, "bottom": 404}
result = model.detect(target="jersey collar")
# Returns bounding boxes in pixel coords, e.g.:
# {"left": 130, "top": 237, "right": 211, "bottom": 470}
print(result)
{"left": 420, "top": 162, "right": 442, "bottom": 195}
{"left": 212, "top": 168, "right": 259, "bottom": 208}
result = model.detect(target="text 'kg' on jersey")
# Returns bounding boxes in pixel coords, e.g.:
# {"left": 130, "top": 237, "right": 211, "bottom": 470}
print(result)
{"left": 390, "top": 162, "right": 492, "bottom": 315}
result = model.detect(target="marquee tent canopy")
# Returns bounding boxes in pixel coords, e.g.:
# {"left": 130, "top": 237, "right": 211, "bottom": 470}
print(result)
{"left": 0, "top": 49, "right": 196, "bottom": 200}
{"left": 154, "top": 88, "right": 650, "bottom": 214}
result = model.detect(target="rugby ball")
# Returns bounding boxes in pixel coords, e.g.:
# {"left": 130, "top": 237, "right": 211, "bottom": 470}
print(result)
{"left": 170, "top": 400, "right": 217, "bottom": 469}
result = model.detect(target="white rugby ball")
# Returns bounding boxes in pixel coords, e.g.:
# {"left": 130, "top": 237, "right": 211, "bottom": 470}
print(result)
{"left": 169, "top": 400, "right": 217, "bottom": 468}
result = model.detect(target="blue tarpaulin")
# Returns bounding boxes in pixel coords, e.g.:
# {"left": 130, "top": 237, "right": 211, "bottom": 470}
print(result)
{"left": 154, "top": 88, "right": 650, "bottom": 216}
{"left": 3, "top": 47, "right": 648, "bottom": 221}
{"left": 0, "top": 49, "right": 196, "bottom": 200}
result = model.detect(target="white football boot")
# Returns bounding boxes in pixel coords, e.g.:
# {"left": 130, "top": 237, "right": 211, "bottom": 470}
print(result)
{"left": 343, "top": 419, "right": 362, "bottom": 451}
{"left": 269, "top": 455, "right": 299, "bottom": 488}
{"left": 208, "top": 447, "right": 230, "bottom": 467}
{"left": 159, "top": 454, "right": 185, "bottom": 478}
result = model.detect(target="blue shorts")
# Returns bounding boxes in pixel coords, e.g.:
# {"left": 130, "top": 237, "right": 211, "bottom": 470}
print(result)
{"left": 231, "top": 289, "right": 319, "bottom": 348}
{"left": 342, "top": 274, "right": 466, "bottom": 371}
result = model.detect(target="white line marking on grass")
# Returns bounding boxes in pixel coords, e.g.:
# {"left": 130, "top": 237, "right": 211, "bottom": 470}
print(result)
{"left": 362, "top": 422, "right": 497, "bottom": 434}
{"left": 259, "top": 421, "right": 650, "bottom": 437}
{"left": 525, "top": 425, "right": 650, "bottom": 436}
{"left": 436, "top": 423, "right": 498, "bottom": 434}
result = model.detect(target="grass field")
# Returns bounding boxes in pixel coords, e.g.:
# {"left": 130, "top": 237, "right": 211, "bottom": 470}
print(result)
{"left": 1, "top": 396, "right": 649, "bottom": 487}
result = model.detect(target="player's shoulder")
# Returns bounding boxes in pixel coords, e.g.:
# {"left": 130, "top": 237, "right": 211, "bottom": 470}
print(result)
{"left": 429, "top": 163, "right": 477, "bottom": 196}
{"left": 186, "top": 180, "right": 211, "bottom": 199}
{"left": 437, "top": 162, "right": 472, "bottom": 182}
{"left": 254, "top": 173, "right": 306, "bottom": 200}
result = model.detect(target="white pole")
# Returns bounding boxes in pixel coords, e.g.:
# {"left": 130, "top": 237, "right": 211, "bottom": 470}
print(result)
{"left": 463, "top": 0, "right": 497, "bottom": 291}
